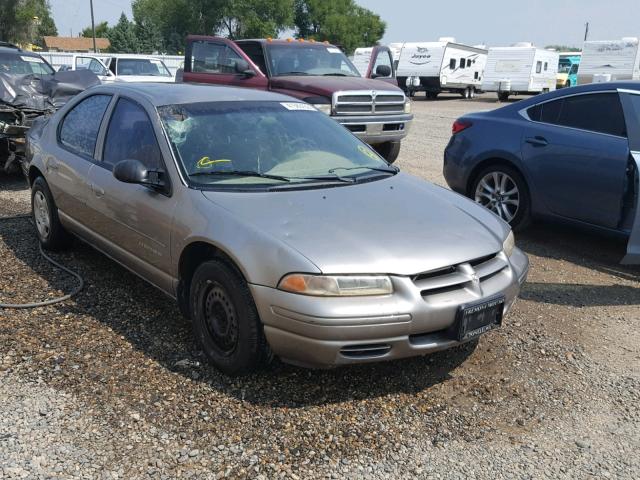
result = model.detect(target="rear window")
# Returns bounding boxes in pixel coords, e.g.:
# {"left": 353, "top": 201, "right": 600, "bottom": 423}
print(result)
{"left": 527, "top": 93, "right": 627, "bottom": 137}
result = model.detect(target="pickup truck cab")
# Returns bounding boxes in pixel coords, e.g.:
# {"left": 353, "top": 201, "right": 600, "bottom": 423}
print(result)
{"left": 181, "top": 36, "right": 412, "bottom": 162}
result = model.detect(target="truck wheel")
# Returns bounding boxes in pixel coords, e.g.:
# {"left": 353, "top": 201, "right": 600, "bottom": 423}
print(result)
{"left": 190, "top": 259, "right": 271, "bottom": 375}
{"left": 374, "top": 141, "right": 401, "bottom": 164}
{"left": 497, "top": 92, "right": 510, "bottom": 102}
{"left": 31, "top": 176, "right": 73, "bottom": 251}
{"left": 469, "top": 87, "right": 476, "bottom": 99}
{"left": 461, "top": 88, "right": 470, "bottom": 99}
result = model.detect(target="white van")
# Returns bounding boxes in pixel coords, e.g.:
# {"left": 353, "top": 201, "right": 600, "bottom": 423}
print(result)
{"left": 578, "top": 37, "right": 640, "bottom": 84}
{"left": 395, "top": 38, "right": 487, "bottom": 99}
{"left": 481, "top": 44, "right": 558, "bottom": 101}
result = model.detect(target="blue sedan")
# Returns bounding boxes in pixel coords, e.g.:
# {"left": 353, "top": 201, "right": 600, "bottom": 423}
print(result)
{"left": 444, "top": 81, "right": 640, "bottom": 264}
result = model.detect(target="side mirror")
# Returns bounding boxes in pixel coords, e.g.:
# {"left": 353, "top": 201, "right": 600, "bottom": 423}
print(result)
{"left": 234, "top": 59, "right": 255, "bottom": 77}
{"left": 113, "top": 159, "right": 165, "bottom": 191}
{"left": 373, "top": 64, "right": 392, "bottom": 78}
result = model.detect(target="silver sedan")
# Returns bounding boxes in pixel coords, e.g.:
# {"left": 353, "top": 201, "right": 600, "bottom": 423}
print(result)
{"left": 25, "top": 83, "right": 528, "bottom": 374}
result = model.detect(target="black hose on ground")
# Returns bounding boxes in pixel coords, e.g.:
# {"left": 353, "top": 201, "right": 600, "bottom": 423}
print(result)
{"left": 0, "top": 214, "right": 84, "bottom": 309}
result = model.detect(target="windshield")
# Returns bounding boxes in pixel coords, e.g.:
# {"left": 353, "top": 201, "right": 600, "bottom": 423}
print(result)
{"left": 0, "top": 52, "right": 55, "bottom": 75}
{"left": 117, "top": 58, "right": 171, "bottom": 77}
{"left": 266, "top": 44, "right": 360, "bottom": 77}
{"left": 158, "top": 101, "right": 394, "bottom": 189}
{"left": 558, "top": 61, "right": 572, "bottom": 74}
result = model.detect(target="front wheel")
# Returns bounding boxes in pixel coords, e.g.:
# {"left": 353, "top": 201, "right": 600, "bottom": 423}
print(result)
{"left": 470, "top": 165, "right": 531, "bottom": 230}
{"left": 190, "top": 259, "right": 270, "bottom": 375}
{"left": 373, "top": 141, "right": 401, "bottom": 164}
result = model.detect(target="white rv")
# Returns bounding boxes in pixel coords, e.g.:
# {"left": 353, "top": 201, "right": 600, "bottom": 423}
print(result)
{"left": 481, "top": 44, "right": 558, "bottom": 101}
{"left": 577, "top": 37, "right": 640, "bottom": 85}
{"left": 395, "top": 38, "right": 488, "bottom": 99}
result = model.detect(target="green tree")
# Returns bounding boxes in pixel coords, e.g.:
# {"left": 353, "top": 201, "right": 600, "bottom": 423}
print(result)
{"left": 294, "top": 0, "right": 385, "bottom": 53}
{"left": 545, "top": 45, "right": 581, "bottom": 52}
{"left": 0, "top": 0, "right": 57, "bottom": 48}
{"left": 81, "top": 21, "right": 110, "bottom": 39}
{"left": 218, "top": 0, "right": 294, "bottom": 39}
{"left": 107, "top": 12, "right": 138, "bottom": 53}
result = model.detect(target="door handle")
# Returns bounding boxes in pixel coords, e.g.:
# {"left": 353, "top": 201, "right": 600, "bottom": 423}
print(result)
{"left": 525, "top": 136, "right": 548, "bottom": 147}
{"left": 91, "top": 183, "right": 105, "bottom": 197}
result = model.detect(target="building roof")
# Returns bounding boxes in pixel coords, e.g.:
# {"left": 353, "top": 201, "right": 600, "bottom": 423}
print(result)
{"left": 43, "top": 36, "right": 110, "bottom": 51}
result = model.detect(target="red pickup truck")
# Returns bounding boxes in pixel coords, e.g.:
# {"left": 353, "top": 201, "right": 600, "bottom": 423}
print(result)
{"left": 180, "top": 36, "right": 412, "bottom": 162}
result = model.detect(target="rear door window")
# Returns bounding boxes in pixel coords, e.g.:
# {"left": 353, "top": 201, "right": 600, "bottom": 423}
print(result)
{"left": 527, "top": 93, "right": 627, "bottom": 137}
{"left": 102, "top": 98, "right": 162, "bottom": 170}
{"left": 59, "top": 94, "right": 112, "bottom": 158}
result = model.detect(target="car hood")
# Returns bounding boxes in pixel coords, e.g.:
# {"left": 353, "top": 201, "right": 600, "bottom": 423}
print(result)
{"left": 201, "top": 173, "right": 508, "bottom": 276}
{"left": 269, "top": 75, "right": 403, "bottom": 98}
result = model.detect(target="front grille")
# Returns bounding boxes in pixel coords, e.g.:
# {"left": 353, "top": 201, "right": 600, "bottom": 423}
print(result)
{"left": 333, "top": 90, "right": 406, "bottom": 116}
{"left": 413, "top": 253, "right": 508, "bottom": 300}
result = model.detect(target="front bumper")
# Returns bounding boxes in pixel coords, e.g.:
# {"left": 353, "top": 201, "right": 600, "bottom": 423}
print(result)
{"left": 250, "top": 248, "right": 529, "bottom": 368}
{"left": 333, "top": 113, "right": 413, "bottom": 145}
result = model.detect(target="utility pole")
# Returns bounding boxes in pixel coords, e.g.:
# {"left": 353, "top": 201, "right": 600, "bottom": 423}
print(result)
{"left": 90, "top": 0, "right": 97, "bottom": 52}
{"left": 584, "top": 22, "right": 589, "bottom": 42}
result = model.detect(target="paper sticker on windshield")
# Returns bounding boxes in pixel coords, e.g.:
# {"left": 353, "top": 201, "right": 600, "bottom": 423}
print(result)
{"left": 327, "top": 47, "right": 342, "bottom": 54}
{"left": 150, "top": 59, "right": 161, "bottom": 64}
{"left": 358, "top": 144, "right": 379, "bottom": 160}
{"left": 280, "top": 102, "right": 317, "bottom": 111}
{"left": 21, "top": 56, "right": 44, "bottom": 63}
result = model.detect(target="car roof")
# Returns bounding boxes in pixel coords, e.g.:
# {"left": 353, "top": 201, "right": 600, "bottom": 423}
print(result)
{"left": 237, "top": 39, "right": 338, "bottom": 48}
{"left": 495, "top": 80, "right": 640, "bottom": 113}
{"left": 0, "top": 45, "right": 39, "bottom": 56}
{"left": 87, "top": 82, "right": 302, "bottom": 106}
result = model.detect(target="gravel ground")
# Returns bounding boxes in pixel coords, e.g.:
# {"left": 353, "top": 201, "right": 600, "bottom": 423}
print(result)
{"left": 1, "top": 93, "right": 639, "bottom": 479}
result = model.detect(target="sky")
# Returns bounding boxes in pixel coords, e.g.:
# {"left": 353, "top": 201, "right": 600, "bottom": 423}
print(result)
{"left": 50, "top": 0, "right": 640, "bottom": 48}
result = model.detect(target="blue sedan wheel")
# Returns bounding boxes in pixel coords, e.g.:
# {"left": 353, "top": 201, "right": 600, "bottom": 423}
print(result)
{"left": 472, "top": 165, "right": 531, "bottom": 230}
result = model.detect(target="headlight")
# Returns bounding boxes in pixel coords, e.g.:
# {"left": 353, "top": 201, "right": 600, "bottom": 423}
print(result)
{"left": 278, "top": 274, "right": 393, "bottom": 296}
{"left": 404, "top": 99, "right": 411, "bottom": 114}
{"left": 503, "top": 231, "right": 515, "bottom": 257}
{"left": 312, "top": 104, "right": 332, "bottom": 115}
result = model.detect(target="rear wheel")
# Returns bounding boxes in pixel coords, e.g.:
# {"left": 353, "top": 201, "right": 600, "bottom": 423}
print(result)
{"left": 469, "top": 87, "right": 476, "bottom": 99}
{"left": 374, "top": 141, "right": 401, "bottom": 164}
{"left": 31, "top": 176, "right": 72, "bottom": 251}
{"left": 471, "top": 164, "right": 531, "bottom": 230}
{"left": 190, "top": 259, "right": 270, "bottom": 375}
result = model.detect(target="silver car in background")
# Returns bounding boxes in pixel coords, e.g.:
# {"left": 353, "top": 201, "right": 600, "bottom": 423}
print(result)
{"left": 25, "top": 83, "right": 528, "bottom": 375}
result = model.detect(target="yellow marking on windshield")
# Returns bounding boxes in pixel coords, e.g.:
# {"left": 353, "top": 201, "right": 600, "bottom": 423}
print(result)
{"left": 196, "top": 156, "right": 232, "bottom": 168}
{"left": 358, "top": 144, "right": 379, "bottom": 161}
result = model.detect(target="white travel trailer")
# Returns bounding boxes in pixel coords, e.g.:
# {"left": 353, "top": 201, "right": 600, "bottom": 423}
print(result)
{"left": 395, "top": 38, "right": 488, "bottom": 99}
{"left": 481, "top": 44, "right": 558, "bottom": 101}
{"left": 577, "top": 37, "right": 640, "bottom": 85}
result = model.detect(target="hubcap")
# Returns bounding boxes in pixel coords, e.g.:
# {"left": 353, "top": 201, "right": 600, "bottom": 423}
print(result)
{"left": 475, "top": 172, "right": 520, "bottom": 223}
{"left": 203, "top": 282, "right": 238, "bottom": 356}
{"left": 33, "top": 191, "right": 51, "bottom": 239}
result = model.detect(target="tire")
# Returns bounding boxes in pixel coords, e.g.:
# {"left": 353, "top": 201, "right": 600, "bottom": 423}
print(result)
{"left": 373, "top": 141, "right": 401, "bottom": 164}
{"left": 469, "top": 87, "right": 476, "bottom": 99}
{"left": 497, "top": 91, "right": 510, "bottom": 102}
{"left": 462, "top": 87, "right": 471, "bottom": 99}
{"left": 426, "top": 91, "right": 439, "bottom": 100}
{"left": 190, "top": 259, "right": 270, "bottom": 375}
{"left": 31, "top": 176, "right": 72, "bottom": 251}
{"left": 470, "top": 164, "right": 531, "bottom": 231}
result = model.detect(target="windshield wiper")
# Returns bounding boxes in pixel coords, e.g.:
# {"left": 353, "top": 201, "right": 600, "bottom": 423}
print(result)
{"left": 322, "top": 73, "right": 352, "bottom": 77}
{"left": 329, "top": 166, "right": 399, "bottom": 175}
{"left": 278, "top": 71, "right": 310, "bottom": 76}
{"left": 190, "top": 170, "right": 290, "bottom": 182}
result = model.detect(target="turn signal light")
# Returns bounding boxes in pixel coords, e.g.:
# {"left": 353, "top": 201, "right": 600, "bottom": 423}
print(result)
{"left": 452, "top": 119, "right": 472, "bottom": 134}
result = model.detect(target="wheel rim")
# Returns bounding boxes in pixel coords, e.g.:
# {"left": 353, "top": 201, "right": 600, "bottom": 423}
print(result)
{"left": 33, "top": 190, "right": 51, "bottom": 240}
{"left": 203, "top": 282, "right": 238, "bottom": 356}
{"left": 475, "top": 171, "right": 520, "bottom": 223}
